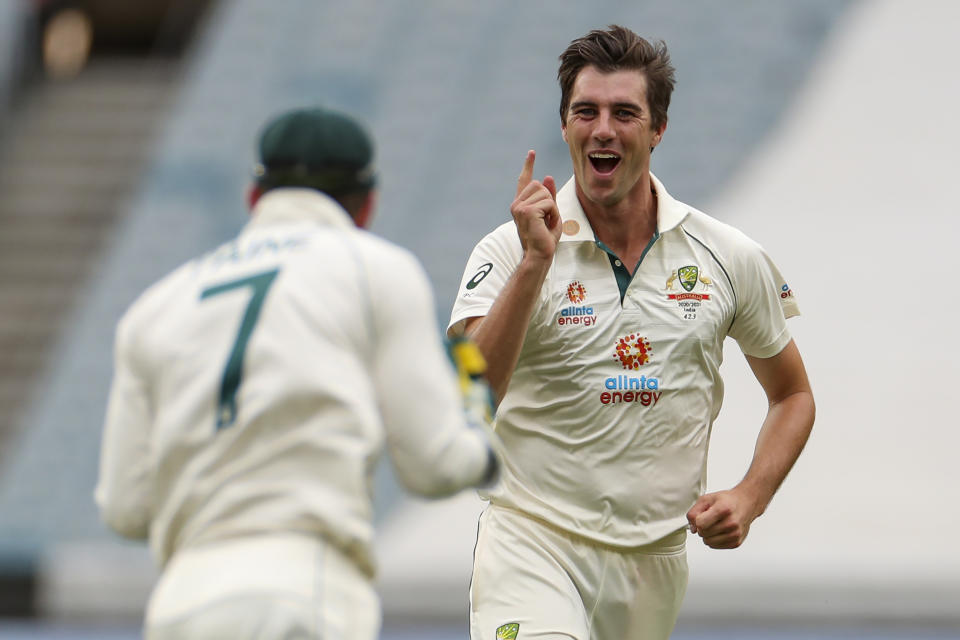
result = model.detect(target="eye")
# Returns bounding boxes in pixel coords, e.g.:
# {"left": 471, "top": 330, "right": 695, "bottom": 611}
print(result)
{"left": 574, "top": 107, "right": 597, "bottom": 118}
{"left": 616, "top": 109, "right": 637, "bottom": 119}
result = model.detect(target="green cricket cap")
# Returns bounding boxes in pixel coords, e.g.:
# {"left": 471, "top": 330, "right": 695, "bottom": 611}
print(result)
{"left": 254, "top": 106, "right": 376, "bottom": 194}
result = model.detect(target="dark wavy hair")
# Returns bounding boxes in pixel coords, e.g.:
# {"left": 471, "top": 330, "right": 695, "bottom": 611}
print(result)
{"left": 558, "top": 25, "right": 676, "bottom": 130}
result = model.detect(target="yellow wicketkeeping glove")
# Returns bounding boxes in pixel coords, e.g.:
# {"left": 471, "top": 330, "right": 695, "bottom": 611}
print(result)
{"left": 446, "top": 335, "right": 500, "bottom": 487}
{"left": 446, "top": 335, "right": 496, "bottom": 429}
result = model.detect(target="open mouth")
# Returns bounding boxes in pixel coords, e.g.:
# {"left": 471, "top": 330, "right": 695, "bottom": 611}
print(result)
{"left": 588, "top": 152, "right": 621, "bottom": 175}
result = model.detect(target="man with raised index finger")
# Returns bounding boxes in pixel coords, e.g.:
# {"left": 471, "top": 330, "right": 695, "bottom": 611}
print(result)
{"left": 449, "top": 25, "right": 815, "bottom": 640}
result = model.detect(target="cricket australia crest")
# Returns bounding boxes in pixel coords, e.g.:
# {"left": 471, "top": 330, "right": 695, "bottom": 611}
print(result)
{"left": 665, "top": 264, "right": 713, "bottom": 320}
{"left": 678, "top": 265, "right": 699, "bottom": 292}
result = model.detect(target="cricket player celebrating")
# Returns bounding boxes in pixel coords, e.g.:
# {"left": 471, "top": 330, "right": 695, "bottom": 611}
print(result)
{"left": 450, "top": 26, "right": 815, "bottom": 640}
{"left": 95, "top": 106, "right": 499, "bottom": 639}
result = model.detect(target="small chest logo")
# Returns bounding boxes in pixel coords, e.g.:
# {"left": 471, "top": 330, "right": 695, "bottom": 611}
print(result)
{"left": 557, "top": 280, "right": 597, "bottom": 327}
{"left": 665, "top": 264, "right": 712, "bottom": 319}
{"left": 496, "top": 623, "right": 519, "bottom": 639}
{"left": 678, "top": 265, "right": 698, "bottom": 291}
{"left": 613, "top": 333, "right": 652, "bottom": 369}
{"left": 566, "top": 280, "right": 586, "bottom": 303}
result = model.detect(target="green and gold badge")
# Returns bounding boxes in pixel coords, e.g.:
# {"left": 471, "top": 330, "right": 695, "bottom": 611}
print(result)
{"left": 678, "top": 265, "right": 699, "bottom": 292}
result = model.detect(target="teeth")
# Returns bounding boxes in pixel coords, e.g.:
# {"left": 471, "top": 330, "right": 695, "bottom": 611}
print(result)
{"left": 589, "top": 153, "right": 619, "bottom": 159}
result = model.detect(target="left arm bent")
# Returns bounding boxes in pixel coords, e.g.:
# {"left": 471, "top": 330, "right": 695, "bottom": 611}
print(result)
{"left": 687, "top": 339, "right": 815, "bottom": 549}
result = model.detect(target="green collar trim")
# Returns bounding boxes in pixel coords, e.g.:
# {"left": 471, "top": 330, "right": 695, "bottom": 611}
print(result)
{"left": 595, "top": 231, "right": 660, "bottom": 303}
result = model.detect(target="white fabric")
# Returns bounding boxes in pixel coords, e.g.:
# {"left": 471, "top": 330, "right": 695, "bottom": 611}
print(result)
{"left": 145, "top": 533, "right": 379, "bottom": 640}
{"left": 95, "top": 188, "right": 495, "bottom": 585}
{"left": 470, "top": 505, "right": 688, "bottom": 640}
{"left": 449, "top": 175, "right": 797, "bottom": 548}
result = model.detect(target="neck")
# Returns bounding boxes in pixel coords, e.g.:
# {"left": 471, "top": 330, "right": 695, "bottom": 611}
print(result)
{"left": 579, "top": 174, "right": 658, "bottom": 264}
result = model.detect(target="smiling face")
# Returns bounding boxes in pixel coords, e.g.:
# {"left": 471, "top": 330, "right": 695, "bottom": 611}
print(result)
{"left": 562, "top": 65, "right": 666, "bottom": 209}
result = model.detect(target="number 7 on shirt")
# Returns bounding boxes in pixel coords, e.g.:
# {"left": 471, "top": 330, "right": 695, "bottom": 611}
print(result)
{"left": 200, "top": 268, "right": 279, "bottom": 430}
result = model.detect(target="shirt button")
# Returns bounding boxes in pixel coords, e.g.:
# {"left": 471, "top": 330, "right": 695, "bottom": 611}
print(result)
{"left": 614, "top": 260, "right": 622, "bottom": 267}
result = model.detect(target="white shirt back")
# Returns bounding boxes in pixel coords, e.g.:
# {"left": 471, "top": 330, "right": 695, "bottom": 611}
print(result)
{"left": 96, "top": 189, "right": 493, "bottom": 575}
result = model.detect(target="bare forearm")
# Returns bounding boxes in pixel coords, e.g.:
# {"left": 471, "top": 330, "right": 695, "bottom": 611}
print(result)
{"left": 738, "top": 389, "right": 815, "bottom": 517}
{"left": 468, "top": 257, "right": 551, "bottom": 400}
{"left": 689, "top": 341, "right": 814, "bottom": 549}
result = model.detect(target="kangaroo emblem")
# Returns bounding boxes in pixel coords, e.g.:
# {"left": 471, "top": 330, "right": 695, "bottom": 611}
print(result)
{"left": 665, "top": 271, "right": 677, "bottom": 290}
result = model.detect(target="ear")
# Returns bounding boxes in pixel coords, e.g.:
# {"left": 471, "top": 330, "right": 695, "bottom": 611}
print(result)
{"left": 246, "top": 184, "right": 263, "bottom": 211}
{"left": 353, "top": 191, "right": 377, "bottom": 229}
{"left": 561, "top": 123, "right": 568, "bottom": 143}
{"left": 651, "top": 121, "right": 667, "bottom": 149}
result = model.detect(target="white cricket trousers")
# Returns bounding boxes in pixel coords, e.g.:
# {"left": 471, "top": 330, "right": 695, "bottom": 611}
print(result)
{"left": 144, "top": 532, "right": 379, "bottom": 640}
{"left": 470, "top": 505, "right": 688, "bottom": 640}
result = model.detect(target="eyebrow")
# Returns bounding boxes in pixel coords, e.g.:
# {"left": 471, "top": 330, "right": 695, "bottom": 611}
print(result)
{"left": 569, "top": 100, "right": 644, "bottom": 112}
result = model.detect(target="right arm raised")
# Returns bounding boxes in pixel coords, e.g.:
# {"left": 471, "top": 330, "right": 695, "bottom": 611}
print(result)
{"left": 464, "top": 151, "right": 561, "bottom": 401}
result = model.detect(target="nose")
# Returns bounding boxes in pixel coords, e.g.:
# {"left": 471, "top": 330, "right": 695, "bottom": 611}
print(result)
{"left": 593, "top": 110, "right": 615, "bottom": 142}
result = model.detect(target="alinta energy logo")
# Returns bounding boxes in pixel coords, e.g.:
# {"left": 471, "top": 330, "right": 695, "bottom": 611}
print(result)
{"left": 601, "top": 333, "right": 661, "bottom": 406}
{"left": 557, "top": 280, "right": 596, "bottom": 327}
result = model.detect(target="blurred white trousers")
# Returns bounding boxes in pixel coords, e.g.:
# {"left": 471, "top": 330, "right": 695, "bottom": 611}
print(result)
{"left": 144, "top": 532, "right": 379, "bottom": 640}
{"left": 470, "top": 505, "right": 688, "bottom": 640}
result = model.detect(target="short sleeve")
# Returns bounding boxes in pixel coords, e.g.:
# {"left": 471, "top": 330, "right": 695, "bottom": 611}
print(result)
{"left": 727, "top": 241, "right": 800, "bottom": 358}
{"left": 448, "top": 223, "right": 523, "bottom": 335}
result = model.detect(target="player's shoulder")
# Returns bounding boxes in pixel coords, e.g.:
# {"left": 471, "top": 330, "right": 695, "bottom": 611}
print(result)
{"left": 483, "top": 220, "right": 522, "bottom": 245}
{"left": 353, "top": 228, "right": 422, "bottom": 268}
{"left": 118, "top": 258, "right": 196, "bottom": 329}
{"left": 677, "top": 205, "right": 764, "bottom": 257}
{"left": 336, "top": 229, "right": 434, "bottom": 295}
{"left": 465, "top": 220, "right": 523, "bottom": 265}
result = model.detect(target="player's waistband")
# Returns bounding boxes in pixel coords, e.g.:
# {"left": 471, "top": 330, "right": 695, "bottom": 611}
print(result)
{"left": 489, "top": 504, "right": 686, "bottom": 555}
{"left": 148, "top": 531, "right": 369, "bottom": 624}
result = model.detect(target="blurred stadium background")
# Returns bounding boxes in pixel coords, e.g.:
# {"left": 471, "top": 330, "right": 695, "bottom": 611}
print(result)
{"left": 0, "top": 0, "right": 958, "bottom": 637}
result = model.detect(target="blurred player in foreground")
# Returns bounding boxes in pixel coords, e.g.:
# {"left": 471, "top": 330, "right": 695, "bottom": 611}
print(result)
{"left": 450, "top": 25, "right": 815, "bottom": 640}
{"left": 95, "top": 106, "right": 499, "bottom": 640}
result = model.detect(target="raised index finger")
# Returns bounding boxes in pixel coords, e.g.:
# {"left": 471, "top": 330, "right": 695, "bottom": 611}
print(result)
{"left": 516, "top": 149, "right": 536, "bottom": 197}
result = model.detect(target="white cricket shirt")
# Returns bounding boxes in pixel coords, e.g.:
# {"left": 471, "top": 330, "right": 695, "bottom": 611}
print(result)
{"left": 96, "top": 188, "right": 494, "bottom": 575}
{"left": 449, "top": 175, "right": 799, "bottom": 547}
